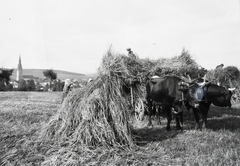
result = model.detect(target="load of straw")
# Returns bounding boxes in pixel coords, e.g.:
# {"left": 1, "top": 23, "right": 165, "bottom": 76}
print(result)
{"left": 40, "top": 48, "right": 205, "bottom": 148}
{"left": 147, "top": 49, "right": 206, "bottom": 78}
{"left": 37, "top": 48, "right": 209, "bottom": 165}
{"left": 40, "top": 49, "right": 150, "bottom": 151}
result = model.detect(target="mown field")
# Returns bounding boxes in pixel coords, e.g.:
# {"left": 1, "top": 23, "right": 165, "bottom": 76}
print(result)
{"left": 0, "top": 92, "right": 240, "bottom": 165}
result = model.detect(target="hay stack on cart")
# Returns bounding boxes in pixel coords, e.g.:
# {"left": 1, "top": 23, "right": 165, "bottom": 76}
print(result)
{"left": 40, "top": 49, "right": 148, "bottom": 150}
{"left": 40, "top": 49, "right": 205, "bottom": 149}
{"left": 38, "top": 48, "right": 210, "bottom": 165}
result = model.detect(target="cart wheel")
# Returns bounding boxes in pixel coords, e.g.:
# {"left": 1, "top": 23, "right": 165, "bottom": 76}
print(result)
{"left": 135, "top": 98, "right": 145, "bottom": 121}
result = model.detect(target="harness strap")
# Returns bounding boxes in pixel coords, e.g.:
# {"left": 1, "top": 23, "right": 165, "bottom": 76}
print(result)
{"left": 178, "top": 92, "right": 185, "bottom": 113}
{"left": 204, "top": 86, "right": 208, "bottom": 103}
{"left": 171, "top": 92, "right": 185, "bottom": 115}
{"left": 181, "top": 92, "right": 185, "bottom": 106}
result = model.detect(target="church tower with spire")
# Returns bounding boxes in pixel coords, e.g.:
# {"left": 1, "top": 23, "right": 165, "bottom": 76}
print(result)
{"left": 16, "top": 55, "right": 23, "bottom": 81}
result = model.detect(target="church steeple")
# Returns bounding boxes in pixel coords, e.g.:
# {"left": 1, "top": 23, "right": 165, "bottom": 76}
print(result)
{"left": 16, "top": 55, "right": 23, "bottom": 81}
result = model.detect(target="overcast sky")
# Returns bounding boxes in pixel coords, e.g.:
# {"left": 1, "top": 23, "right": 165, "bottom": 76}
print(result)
{"left": 0, "top": 0, "right": 239, "bottom": 74}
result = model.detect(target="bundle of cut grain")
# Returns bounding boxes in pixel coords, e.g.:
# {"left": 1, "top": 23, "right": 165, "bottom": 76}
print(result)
{"left": 40, "top": 50, "right": 145, "bottom": 151}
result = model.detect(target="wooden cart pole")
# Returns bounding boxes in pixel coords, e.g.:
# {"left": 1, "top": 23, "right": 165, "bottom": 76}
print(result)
{"left": 130, "top": 86, "right": 134, "bottom": 108}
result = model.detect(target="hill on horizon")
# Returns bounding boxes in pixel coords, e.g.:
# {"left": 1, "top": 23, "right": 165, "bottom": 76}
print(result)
{"left": 10, "top": 69, "right": 94, "bottom": 80}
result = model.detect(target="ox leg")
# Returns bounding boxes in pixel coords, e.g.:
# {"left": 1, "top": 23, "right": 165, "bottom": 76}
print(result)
{"left": 192, "top": 108, "right": 201, "bottom": 130}
{"left": 156, "top": 105, "right": 161, "bottom": 125}
{"left": 201, "top": 103, "right": 211, "bottom": 129}
{"left": 202, "top": 113, "right": 208, "bottom": 129}
{"left": 180, "top": 111, "right": 183, "bottom": 126}
{"left": 147, "top": 98, "right": 153, "bottom": 126}
{"left": 165, "top": 105, "right": 172, "bottom": 131}
{"left": 176, "top": 111, "right": 183, "bottom": 130}
{"left": 173, "top": 105, "right": 183, "bottom": 130}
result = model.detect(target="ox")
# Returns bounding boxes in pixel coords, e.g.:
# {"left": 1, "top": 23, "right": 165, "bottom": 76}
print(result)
{"left": 146, "top": 76, "right": 202, "bottom": 130}
{"left": 187, "top": 78, "right": 235, "bottom": 129}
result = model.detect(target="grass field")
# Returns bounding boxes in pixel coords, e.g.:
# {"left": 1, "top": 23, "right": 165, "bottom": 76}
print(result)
{"left": 0, "top": 92, "right": 240, "bottom": 165}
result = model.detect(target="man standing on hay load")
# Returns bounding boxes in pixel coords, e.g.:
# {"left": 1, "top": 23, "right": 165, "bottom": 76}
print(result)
{"left": 126, "top": 48, "right": 138, "bottom": 111}
{"left": 126, "top": 48, "right": 136, "bottom": 59}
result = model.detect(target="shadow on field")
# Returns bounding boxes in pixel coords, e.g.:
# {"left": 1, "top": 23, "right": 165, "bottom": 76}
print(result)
{"left": 202, "top": 106, "right": 240, "bottom": 131}
{"left": 207, "top": 116, "right": 240, "bottom": 131}
{"left": 131, "top": 105, "right": 240, "bottom": 145}
{"left": 207, "top": 106, "right": 240, "bottom": 117}
{"left": 183, "top": 105, "right": 240, "bottom": 131}
{"left": 132, "top": 126, "right": 181, "bottom": 146}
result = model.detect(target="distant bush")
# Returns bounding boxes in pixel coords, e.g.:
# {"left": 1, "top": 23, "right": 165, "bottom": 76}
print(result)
{"left": 5, "top": 83, "right": 13, "bottom": 91}
{"left": 0, "top": 68, "right": 13, "bottom": 85}
{"left": 0, "top": 68, "right": 14, "bottom": 91}
{"left": 18, "top": 79, "right": 28, "bottom": 91}
{"left": 52, "top": 80, "right": 64, "bottom": 91}
{"left": 26, "top": 80, "right": 35, "bottom": 91}
{"left": 0, "top": 80, "right": 6, "bottom": 91}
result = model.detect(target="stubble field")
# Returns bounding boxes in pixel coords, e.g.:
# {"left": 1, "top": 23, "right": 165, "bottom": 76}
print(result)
{"left": 0, "top": 91, "right": 240, "bottom": 165}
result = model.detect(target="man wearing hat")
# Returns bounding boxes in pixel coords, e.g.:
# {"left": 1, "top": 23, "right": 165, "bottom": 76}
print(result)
{"left": 126, "top": 48, "right": 136, "bottom": 59}
{"left": 215, "top": 63, "right": 224, "bottom": 69}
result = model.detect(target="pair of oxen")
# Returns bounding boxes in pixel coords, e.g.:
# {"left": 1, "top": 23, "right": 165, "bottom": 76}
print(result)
{"left": 146, "top": 75, "right": 235, "bottom": 130}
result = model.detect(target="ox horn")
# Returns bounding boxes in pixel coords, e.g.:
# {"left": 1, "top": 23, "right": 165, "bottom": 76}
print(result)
{"left": 203, "top": 74, "right": 206, "bottom": 82}
{"left": 180, "top": 81, "right": 189, "bottom": 86}
{"left": 187, "top": 74, "right": 192, "bottom": 82}
{"left": 197, "top": 74, "right": 207, "bottom": 87}
{"left": 197, "top": 82, "right": 206, "bottom": 86}
{"left": 151, "top": 75, "right": 160, "bottom": 79}
{"left": 228, "top": 87, "right": 235, "bottom": 91}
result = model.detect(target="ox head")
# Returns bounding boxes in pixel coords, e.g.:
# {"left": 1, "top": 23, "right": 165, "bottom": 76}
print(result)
{"left": 209, "top": 84, "right": 235, "bottom": 107}
{"left": 178, "top": 81, "right": 206, "bottom": 108}
{"left": 189, "top": 76, "right": 235, "bottom": 108}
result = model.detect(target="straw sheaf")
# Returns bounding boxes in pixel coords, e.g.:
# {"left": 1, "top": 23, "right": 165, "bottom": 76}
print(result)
{"left": 40, "top": 60, "right": 135, "bottom": 149}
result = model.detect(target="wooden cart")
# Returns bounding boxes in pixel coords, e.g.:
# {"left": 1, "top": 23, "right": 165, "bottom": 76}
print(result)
{"left": 129, "top": 86, "right": 146, "bottom": 121}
